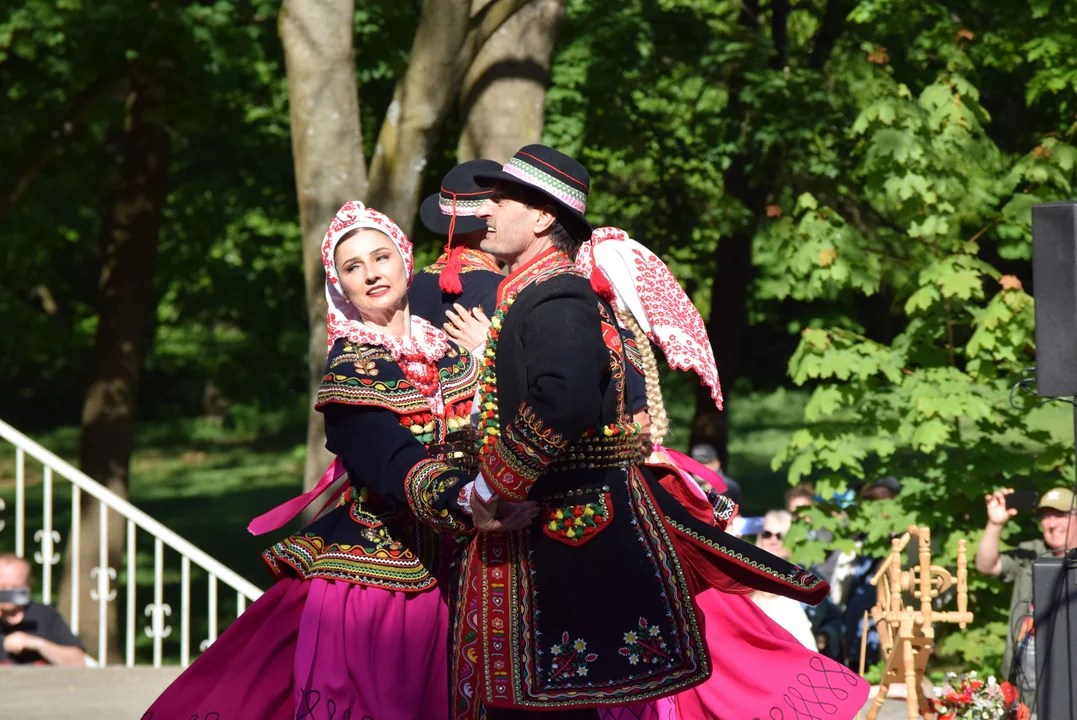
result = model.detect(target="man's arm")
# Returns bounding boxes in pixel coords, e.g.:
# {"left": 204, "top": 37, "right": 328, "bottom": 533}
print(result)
{"left": 975, "top": 488, "right": 1017, "bottom": 577}
{"left": 31, "top": 634, "right": 87, "bottom": 666}
{"left": 3, "top": 629, "right": 86, "bottom": 667}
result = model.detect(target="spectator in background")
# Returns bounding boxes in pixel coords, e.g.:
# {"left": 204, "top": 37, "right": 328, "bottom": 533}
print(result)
{"left": 750, "top": 510, "right": 819, "bottom": 651}
{"left": 690, "top": 442, "right": 742, "bottom": 506}
{"left": 974, "top": 486, "right": 1077, "bottom": 702}
{"left": 0, "top": 554, "right": 85, "bottom": 666}
{"left": 784, "top": 484, "right": 815, "bottom": 515}
{"left": 839, "top": 477, "right": 903, "bottom": 671}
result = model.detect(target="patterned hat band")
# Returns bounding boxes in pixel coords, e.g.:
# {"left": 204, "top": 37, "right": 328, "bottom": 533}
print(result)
{"left": 439, "top": 195, "right": 485, "bottom": 217}
{"left": 502, "top": 157, "right": 587, "bottom": 214}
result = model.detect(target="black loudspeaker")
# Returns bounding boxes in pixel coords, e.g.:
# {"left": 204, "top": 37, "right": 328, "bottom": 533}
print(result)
{"left": 1033, "top": 201, "right": 1077, "bottom": 397}
{"left": 1032, "top": 554, "right": 1077, "bottom": 718}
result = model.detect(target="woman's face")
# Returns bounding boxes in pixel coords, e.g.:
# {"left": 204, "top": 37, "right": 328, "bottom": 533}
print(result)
{"left": 334, "top": 229, "right": 408, "bottom": 323}
{"left": 758, "top": 519, "right": 789, "bottom": 559}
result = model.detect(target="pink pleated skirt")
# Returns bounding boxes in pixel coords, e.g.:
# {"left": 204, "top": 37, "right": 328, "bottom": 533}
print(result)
{"left": 671, "top": 588, "right": 868, "bottom": 719}
{"left": 142, "top": 576, "right": 450, "bottom": 720}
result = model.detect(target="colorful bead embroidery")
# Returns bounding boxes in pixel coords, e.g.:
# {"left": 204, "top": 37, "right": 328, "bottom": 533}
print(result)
{"left": 404, "top": 457, "right": 473, "bottom": 535}
{"left": 543, "top": 492, "right": 612, "bottom": 546}
{"left": 475, "top": 250, "right": 580, "bottom": 500}
{"left": 548, "top": 632, "right": 598, "bottom": 680}
{"left": 618, "top": 617, "right": 672, "bottom": 666}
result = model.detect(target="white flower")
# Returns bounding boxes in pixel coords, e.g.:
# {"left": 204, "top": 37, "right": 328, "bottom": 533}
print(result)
{"left": 629, "top": 654, "right": 639, "bottom": 665}
{"left": 624, "top": 632, "right": 638, "bottom": 643}
{"left": 578, "top": 667, "right": 588, "bottom": 677}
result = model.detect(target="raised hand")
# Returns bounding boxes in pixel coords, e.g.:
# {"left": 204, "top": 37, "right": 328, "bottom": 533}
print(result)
{"left": 444, "top": 303, "right": 493, "bottom": 350}
{"left": 985, "top": 488, "right": 1017, "bottom": 526}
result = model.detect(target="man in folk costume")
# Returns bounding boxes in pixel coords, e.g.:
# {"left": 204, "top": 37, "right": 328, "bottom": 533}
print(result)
{"left": 406, "top": 144, "right": 831, "bottom": 719}
{"left": 412, "top": 159, "right": 504, "bottom": 329}
{"left": 575, "top": 227, "right": 871, "bottom": 719}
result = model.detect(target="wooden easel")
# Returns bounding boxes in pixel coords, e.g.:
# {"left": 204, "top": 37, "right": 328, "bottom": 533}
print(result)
{"left": 862, "top": 526, "right": 974, "bottom": 720}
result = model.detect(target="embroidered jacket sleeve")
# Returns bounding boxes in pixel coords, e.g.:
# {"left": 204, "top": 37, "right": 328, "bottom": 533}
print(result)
{"left": 322, "top": 404, "right": 473, "bottom": 534}
{"left": 482, "top": 283, "right": 610, "bottom": 501}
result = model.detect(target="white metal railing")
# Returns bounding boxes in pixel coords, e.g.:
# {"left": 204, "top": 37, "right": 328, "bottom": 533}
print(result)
{"left": 0, "top": 419, "right": 263, "bottom": 668}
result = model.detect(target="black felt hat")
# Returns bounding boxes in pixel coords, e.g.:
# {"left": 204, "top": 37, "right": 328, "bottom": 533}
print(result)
{"left": 474, "top": 144, "right": 592, "bottom": 240}
{"left": 419, "top": 159, "right": 502, "bottom": 237}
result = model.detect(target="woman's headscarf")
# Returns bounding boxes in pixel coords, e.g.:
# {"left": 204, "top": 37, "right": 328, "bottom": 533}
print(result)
{"left": 576, "top": 226, "right": 723, "bottom": 409}
{"left": 321, "top": 201, "right": 444, "bottom": 363}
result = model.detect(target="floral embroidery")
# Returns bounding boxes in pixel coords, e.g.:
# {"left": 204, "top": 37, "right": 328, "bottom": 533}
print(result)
{"left": 576, "top": 227, "right": 723, "bottom": 409}
{"left": 351, "top": 358, "right": 378, "bottom": 376}
{"left": 543, "top": 493, "right": 612, "bottom": 546}
{"left": 549, "top": 631, "right": 599, "bottom": 680}
{"left": 618, "top": 617, "right": 672, "bottom": 666}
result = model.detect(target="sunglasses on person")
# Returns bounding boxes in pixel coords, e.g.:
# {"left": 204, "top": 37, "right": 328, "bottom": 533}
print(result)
{"left": 760, "top": 530, "right": 784, "bottom": 540}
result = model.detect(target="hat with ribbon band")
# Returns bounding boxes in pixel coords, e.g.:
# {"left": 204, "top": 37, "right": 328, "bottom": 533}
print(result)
{"left": 420, "top": 159, "right": 502, "bottom": 294}
{"left": 474, "top": 144, "right": 592, "bottom": 241}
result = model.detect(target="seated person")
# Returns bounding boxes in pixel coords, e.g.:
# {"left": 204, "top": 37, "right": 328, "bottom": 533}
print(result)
{"left": 0, "top": 553, "right": 85, "bottom": 666}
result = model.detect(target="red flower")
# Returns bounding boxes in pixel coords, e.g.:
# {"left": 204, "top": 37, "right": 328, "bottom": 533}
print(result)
{"left": 938, "top": 714, "right": 955, "bottom": 720}
{"left": 1000, "top": 681, "right": 1018, "bottom": 706}
{"left": 965, "top": 679, "right": 983, "bottom": 691}
{"left": 1017, "top": 703, "right": 1029, "bottom": 720}
{"left": 944, "top": 691, "right": 970, "bottom": 705}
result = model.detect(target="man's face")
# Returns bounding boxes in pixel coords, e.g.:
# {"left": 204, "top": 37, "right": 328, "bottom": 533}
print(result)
{"left": 0, "top": 561, "right": 30, "bottom": 625}
{"left": 475, "top": 183, "right": 546, "bottom": 263}
{"left": 1039, "top": 510, "right": 1077, "bottom": 552}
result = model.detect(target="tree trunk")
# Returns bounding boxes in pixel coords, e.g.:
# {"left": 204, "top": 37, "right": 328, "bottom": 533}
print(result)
{"left": 456, "top": 0, "right": 567, "bottom": 163}
{"left": 280, "top": 0, "right": 367, "bottom": 493}
{"left": 58, "top": 73, "right": 171, "bottom": 662}
{"left": 365, "top": 0, "right": 533, "bottom": 236}
{"left": 690, "top": 222, "right": 754, "bottom": 470}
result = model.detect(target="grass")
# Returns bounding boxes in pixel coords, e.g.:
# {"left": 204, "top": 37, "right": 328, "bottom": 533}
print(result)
{"left": 2, "top": 378, "right": 1072, "bottom": 663}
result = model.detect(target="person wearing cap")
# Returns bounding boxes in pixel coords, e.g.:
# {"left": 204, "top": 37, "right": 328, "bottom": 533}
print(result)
{"left": 431, "top": 145, "right": 850, "bottom": 719}
{"left": 689, "top": 442, "right": 743, "bottom": 506}
{"left": 0, "top": 554, "right": 85, "bottom": 666}
{"left": 975, "top": 486, "right": 1077, "bottom": 698}
{"left": 413, "top": 160, "right": 505, "bottom": 333}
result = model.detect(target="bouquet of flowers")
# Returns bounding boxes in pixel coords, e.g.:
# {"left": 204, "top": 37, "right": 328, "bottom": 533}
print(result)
{"left": 932, "top": 672, "right": 1029, "bottom": 720}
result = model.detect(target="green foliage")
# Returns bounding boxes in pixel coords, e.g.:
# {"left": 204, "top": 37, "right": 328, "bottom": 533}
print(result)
{"left": 0, "top": 0, "right": 421, "bottom": 426}
{"left": 763, "top": 0, "right": 1077, "bottom": 673}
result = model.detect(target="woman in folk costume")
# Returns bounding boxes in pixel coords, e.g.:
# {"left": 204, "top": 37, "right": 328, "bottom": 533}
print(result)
{"left": 145, "top": 202, "right": 532, "bottom": 720}
{"left": 576, "top": 227, "right": 870, "bottom": 719}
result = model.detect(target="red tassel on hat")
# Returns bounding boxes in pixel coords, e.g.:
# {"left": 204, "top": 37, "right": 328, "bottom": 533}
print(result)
{"left": 440, "top": 245, "right": 465, "bottom": 294}
{"left": 438, "top": 197, "right": 465, "bottom": 295}
{"left": 590, "top": 266, "right": 617, "bottom": 303}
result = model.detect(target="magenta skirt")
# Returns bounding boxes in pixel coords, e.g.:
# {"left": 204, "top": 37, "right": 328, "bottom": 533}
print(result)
{"left": 143, "top": 576, "right": 450, "bottom": 720}
{"left": 671, "top": 588, "right": 868, "bottom": 719}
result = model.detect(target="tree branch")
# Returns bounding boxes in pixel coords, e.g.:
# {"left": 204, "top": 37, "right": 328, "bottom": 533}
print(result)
{"left": 0, "top": 64, "right": 129, "bottom": 216}
{"left": 810, "top": 0, "right": 847, "bottom": 69}
{"left": 770, "top": 0, "right": 789, "bottom": 69}
{"left": 366, "top": 0, "right": 532, "bottom": 235}
{"left": 454, "top": 0, "right": 537, "bottom": 86}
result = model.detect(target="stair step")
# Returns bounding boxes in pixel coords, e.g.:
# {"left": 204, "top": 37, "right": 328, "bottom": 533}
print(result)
{"left": 0, "top": 666, "right": 182, "bottom": 719}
